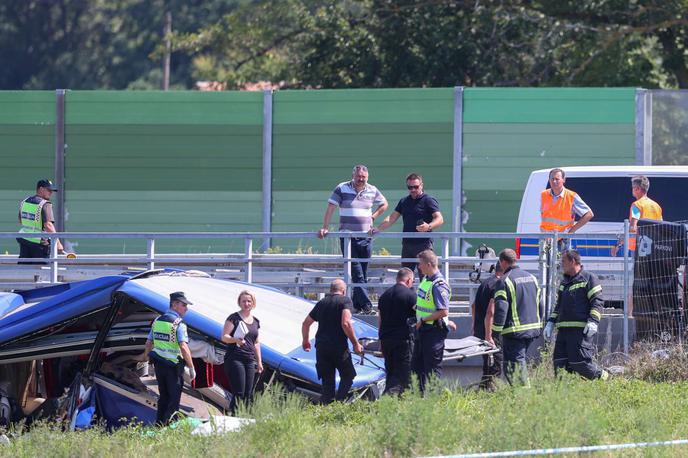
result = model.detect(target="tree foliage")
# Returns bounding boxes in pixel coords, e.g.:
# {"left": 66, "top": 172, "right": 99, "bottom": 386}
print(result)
{"left": 166, "top": 0, "right": 688, "bottom": 90}
{"left": 0, "top": 0, "right": 243, "bottom": 89}
{"left": 2, "top": 0, "right": 686, "bottom": 90}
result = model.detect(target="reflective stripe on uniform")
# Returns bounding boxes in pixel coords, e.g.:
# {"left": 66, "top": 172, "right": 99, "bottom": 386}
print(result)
{"left": 568, "top": 282, "right": 587, "bottom": 292}
{"left": 587, "top": 285, "right": 602, "bottom": 299}
{"left": 502, "top": 322, "right": 542, "bottom": 334}
{"left": 416, "top": 304, "right": 436, "bottom": 314}
{"left": 492, "top": 324, "right": 503, "bottom": 332}
{"left": 556, "top": 321, "right": 587, "bottom": 328}
{"left": 506, "top": 277, "right": 520, "bottom": 327}
{"left": 590, "top": 309, "right": 602, "bottom": 320}
{"left": 541, "top": 216, "right": 574, "bottom": 226}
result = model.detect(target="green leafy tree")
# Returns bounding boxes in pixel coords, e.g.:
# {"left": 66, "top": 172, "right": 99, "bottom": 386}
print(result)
{"left": 0, "top": 0, "right": 243, "bottom": 89}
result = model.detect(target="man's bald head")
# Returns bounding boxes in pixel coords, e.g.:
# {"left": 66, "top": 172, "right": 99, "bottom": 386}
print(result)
{"left": 330, "top": 279, "right": 347, "bottom": 294}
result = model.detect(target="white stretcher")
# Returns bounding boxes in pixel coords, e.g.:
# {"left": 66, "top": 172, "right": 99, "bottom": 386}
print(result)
{"left": 359, "top": 336, "right": 499, "bottom": 362}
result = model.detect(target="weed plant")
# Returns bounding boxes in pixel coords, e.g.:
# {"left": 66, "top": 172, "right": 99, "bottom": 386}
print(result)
{"left": 4, "top": 357, "right": 688, "bottom": 457}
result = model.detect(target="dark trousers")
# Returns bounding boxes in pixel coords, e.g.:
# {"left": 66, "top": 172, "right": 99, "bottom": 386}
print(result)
{"left": 16, "top": 238, "right": 49, "bottom": 264}
{"left": 224, "top": 356, "right": 257, "bottom": 413}
{"left": 315, "top": 345, "right": 356, "bottom": 404}
{"left": 153, "top": 359, "right": 184, "bottom": 425}
{"left": 502, "top": 335, "right": 535, "bottom": 387}
{"left": 401, "top": 240, "right": 433, "bottom": 274}
{"left": 340, "top": 237, "right": 372, "bottom": 311}
{"left": 412, "top": 325, "right": 447, "bottom": 392}
{"left": 553, "top": 328, "right": 604, "bottom": 380}
{"left": 479, "top": 333, "right": 502, "bottom": 391}
{"left": 381, "top": 338, "right": 413, "bottom": 395}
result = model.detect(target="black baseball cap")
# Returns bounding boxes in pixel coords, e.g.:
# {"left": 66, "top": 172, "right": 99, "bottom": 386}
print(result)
{"left": 170, "top": 291, "right": 193, "bottom": 305}
{"left": 37, "top": 179, "right": 58, "bottom": 191}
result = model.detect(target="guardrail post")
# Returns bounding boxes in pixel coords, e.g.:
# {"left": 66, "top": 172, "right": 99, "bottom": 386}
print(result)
{"left": 547, "top": 231, "right": 558, "bottom": 318}
{"left": 50, "top": 238, "right": 59, "bottom": 284}
{"left": 442, "top": 237, "right": 450, "bottom": 281}
{"left": 343, "top": 236, "right": 352, "bottom": 297}
{"left": 245, "top": 238, "right": 253, "bottom": 283}
{"left": 623, "top": 219, "right": 630, "bottom": 355}
{"left": 147, "top": 239, "right": 155, "bottom": 271}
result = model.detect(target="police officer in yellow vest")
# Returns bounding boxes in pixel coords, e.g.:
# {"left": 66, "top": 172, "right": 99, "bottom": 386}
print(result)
{"left": 412, "top": 249, "right": 451, "bottom": 392}
{"left": 17, "top": 179, "right": 64, "bottom": 263}
{"left": 144, "top": 292, "right": 196, "bottom": 425}
{"left": 492, "top": 249, "right": 542, "bottom": 386}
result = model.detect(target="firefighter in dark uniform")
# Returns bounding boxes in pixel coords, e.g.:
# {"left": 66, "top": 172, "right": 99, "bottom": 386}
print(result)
{"left": 412, "top": 249, "right": 451, "bottom": 392}
{"left": 493, "top": 248, "right": 543, "bottom": 386}
{"left": 144, "top": 292, "right": 196, "bottom": 425}
{"left": 544, "top": 249, "right": 609, "bottom": 380}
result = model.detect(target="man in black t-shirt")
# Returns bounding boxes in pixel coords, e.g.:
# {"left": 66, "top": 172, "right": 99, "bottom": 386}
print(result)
{"left": 472, "top": 262, "right": 503, "bottom": 391}
{"left": 302, "top": 279, "right": 364, "bottom": 404}
{"left": 370, "top": 173, "right": 444, "bottom": 273}
{"left": 377, "top": 267, "right": 417, "bottom": 395}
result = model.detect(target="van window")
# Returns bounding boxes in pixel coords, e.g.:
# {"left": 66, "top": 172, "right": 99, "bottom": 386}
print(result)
{"left": 564, "top": 177, "right": 688, "bottom": 223}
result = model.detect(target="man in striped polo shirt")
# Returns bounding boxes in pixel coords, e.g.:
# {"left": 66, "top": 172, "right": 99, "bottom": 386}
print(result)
{"left": 319, "top": 165, "right": 388, "bottom": 313}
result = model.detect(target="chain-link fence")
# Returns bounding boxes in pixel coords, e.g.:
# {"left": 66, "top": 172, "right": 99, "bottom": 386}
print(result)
{"left": 631, "top": 220, "right": 687, "bottom": 343}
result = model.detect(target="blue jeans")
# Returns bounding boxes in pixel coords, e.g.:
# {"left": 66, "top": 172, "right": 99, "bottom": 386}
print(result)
{"left": 340, "top": 237, "right": 372, "bottom": 311}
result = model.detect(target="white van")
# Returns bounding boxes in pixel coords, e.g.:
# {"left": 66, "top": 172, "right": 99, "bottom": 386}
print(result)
{"left": 516, "top": 166, "right": 688, "bottom": 258}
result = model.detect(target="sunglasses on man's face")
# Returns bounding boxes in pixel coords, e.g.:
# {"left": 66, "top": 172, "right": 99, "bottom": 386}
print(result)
{"left": 407, "top": 185, "right": 420, "bottom": 190}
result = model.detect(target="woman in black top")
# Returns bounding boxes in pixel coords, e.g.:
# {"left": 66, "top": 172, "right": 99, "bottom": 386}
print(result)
{"left": 221, "top": 290, "right": 263, "bottom": 413}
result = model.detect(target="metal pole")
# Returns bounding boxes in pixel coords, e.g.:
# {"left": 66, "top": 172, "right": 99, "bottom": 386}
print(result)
{"left": 623, "top": 219, "right": 630, "bottom": 355}
{"left": 163, "top": 12, "right": 171, "bottom": 91}
{"left": 261, "top": 89, "right": 273, "bottom": 251}
{"left": 343, "top": 236, "right": 352, "bottom": 298}
{"left": 548, "top": 231, "right": 558, "bottom": 318}
{"left": 245, "top": 238, "right": 253, "bottom": 283}
{"left": 50, "top": 239, "right": 58, "bottom": 284}
{"left": 442, "top": 237, "right": 450, "bottom": 281}
{"left": 147, "top": 239, "right": 155, "bottom": 271}
{"left": 54, "top": 90, "right": 66, "bottom": 232}
{"left": 452, "top": 86, "right": 464, "bottom": 256}
{"left": 634, "top": 89, "right": 653, "bottom": 166}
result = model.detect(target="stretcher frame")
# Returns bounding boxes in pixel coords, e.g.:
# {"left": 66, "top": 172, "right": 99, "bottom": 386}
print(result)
{"left": 358, "top": 335, "right": 499, "bottom": 363}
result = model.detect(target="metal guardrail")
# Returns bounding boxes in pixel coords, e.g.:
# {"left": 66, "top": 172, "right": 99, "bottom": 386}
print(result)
{"left": 1, "top": 228, "right": 633, "bottom": 351}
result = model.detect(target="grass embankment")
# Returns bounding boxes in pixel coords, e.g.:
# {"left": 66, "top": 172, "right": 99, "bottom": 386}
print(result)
{"left": 5, "top": 356, "right": 688, "bottom": 458}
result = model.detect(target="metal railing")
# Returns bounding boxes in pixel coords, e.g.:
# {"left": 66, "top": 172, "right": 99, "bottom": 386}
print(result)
{"left": 1, "top": 227, "right": 634, "bottom": 351}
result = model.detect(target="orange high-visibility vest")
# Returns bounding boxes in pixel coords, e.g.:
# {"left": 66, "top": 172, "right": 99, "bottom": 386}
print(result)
{"left": 629, "top": 196, "right": 663, "bottom": 250}
{"left": 540, "top": 188, "right": 577, "bottom": 232}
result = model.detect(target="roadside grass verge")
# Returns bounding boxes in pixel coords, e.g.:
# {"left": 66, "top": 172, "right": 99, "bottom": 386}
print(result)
{"left": 5, "top": 349, "right": 688, "bottom": 457}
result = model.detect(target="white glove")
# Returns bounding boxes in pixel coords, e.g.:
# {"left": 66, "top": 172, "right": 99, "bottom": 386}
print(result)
{"left": 543, "top": 322, "right": 555, "bottom": 341}
{"left": 583, "top": 321, "right": 598, "bottom": 338}
{"left": 183, "top": 366, "right": 197, "bottom": 383}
